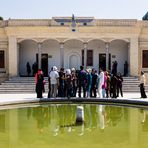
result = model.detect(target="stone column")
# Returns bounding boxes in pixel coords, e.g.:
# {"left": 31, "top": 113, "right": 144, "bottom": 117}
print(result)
{"left": 17, "top": 43, "right": 20, "bottom": 76}
{"left": 83, "top": 42, "right": 87, "bottom": 69}
{"left": 127, "top": 42, "right": 130, "bottom": 76}
{"left": 60, "top": 42, "right": 64, "bottom": 68}
{"left": 8, "top": 36, "right": 18, "bottom": 77}
{"left": 129, "top": 37, "right": 139, "bottom": 76}
{"left": 105, "top": 42, "right": 110, "bottom": 71}
{"left": 38, "top": 42, "right": 42, "bottom": 69}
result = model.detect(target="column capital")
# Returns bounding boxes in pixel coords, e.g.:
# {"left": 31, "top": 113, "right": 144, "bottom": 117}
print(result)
{"left": 60, "top": 42, "right": 64, "bottom": 68}
{"left": 38, "top": 42, "right": 42, "bottom": 45}
{"left": 38, "top": 42, "right": 42, "bottom": 69}
{"left": 60, "top": 42, "right": 64, "bottom": 48}
{"left": 105, "top": 42, "right": 110, "bottom": 48}
{"left": 38, "top": 42, "right": 42, "bottom": 50}
{"left": 127, "top": 42, "right": 130, "bottom": 48}
{"left": 60, "top": 42, "right": 64, "bottom": 45}
{"left": 83, "top": 42, "right": 88, "bottom": 48}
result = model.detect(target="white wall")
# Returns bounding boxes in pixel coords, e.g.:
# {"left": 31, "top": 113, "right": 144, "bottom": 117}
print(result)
{"left": 19, "top": 40, "right": 60, "bottom": 76}
{"left": 42, "top": 40, "right": 60, "bottom": 72}
{"left": 19, "top": 40, "right": 37, "bottom": 76}
{"left": 110, "top": 40, "right": 128, "bottom": 74}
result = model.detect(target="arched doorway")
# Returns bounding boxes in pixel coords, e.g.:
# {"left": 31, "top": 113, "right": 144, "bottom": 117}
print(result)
{"left": 64, "top": 39, "right": 83, "bottom": 69}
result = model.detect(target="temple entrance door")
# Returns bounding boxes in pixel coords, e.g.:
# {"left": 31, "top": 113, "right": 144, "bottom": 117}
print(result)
{"left": 36, "top": 53, "right": 48, "bottom": 76}
{"left": 41, "top": 54, "right": 48, "bottom": 76}
{"left": 99, "top": 53, "right": 111, "bottom": 71}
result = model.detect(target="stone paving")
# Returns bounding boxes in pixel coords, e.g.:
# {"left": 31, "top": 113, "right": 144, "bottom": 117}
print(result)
{"left": 0, "top": 92, "right": 147, "bottom": 106}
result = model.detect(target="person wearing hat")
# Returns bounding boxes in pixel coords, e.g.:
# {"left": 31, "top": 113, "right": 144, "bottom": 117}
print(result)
{"left": 49, "top": 66, "right": 59, "bottom": 98}
{"left": 139, "top": 71, "right": 147, "bottom": 98}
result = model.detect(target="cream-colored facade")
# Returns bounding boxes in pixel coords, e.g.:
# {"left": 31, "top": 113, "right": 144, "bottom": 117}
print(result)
{"left": 0, "top": 17, "right": 148, "bottom": 82}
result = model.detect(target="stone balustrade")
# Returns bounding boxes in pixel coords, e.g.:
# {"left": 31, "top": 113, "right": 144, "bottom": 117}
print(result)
{"left": 0, "top": 19, "right": 142, "bottom": 27}
{"left": 8, "top": 19, "right": 51, "bottom": 26}
{"left": 0, "top": 21, "right": 8, "bottom": 27}
{"left": 142, "top": 21, "right": 148, "bottom": 27}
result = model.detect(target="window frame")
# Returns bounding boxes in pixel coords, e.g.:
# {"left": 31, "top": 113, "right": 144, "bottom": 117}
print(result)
{"left": 142, "top": 49, "right": 148, "bottom": 69}
{"left": 82, "top": 49, "right": 93, "bottom": 67}
{"left": 0, "top": 50, "right": 5, "bottom": 69}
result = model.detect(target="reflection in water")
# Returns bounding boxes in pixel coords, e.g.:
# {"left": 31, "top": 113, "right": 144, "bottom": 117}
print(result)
{"left": 140, "top": 109, "right": 148, "bottom": 132}
{"left": 99, "top": 105, "right": 105, "bottom": 131}
{"left": 0, "top": 104, "right": 148, "bottom": 148}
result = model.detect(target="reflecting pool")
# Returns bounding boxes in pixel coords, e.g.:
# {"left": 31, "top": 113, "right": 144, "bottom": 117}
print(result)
{"left": 0, "top": 104, "right": 148, "bottom": 148}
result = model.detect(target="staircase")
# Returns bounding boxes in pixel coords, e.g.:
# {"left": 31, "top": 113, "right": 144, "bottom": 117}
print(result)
{"left": 0, "top": 76, "right": 147, "bottom": 93}
{"left": 122, "top": 77, "right": 148, "bottom": 92}
{"left": 0, "top": 77, "right": 49, "bottom": 93}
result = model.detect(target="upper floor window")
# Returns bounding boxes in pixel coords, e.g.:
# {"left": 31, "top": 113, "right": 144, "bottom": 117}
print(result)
{"left": 142, "top": 50, "right": 148, "bottom": 68}
{"left": 0, "top": 50, "right": 4, "bottom": 68}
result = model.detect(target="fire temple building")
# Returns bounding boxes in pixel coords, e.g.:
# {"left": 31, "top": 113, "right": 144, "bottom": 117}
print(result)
{"left": 0, "top": 15, "right": 148, "bottom": 83}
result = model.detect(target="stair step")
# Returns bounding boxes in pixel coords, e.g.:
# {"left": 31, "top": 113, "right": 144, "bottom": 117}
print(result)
{"left": 0, "top": 77, "right": 147, "bottom": 93}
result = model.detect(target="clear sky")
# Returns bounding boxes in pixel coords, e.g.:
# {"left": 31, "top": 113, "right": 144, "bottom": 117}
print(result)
{"left": 0, "top": 0, "right": 148, "bottom": 20}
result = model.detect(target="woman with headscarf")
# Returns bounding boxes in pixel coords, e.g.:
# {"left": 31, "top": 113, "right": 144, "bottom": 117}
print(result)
{"left": 35, "top": 69, "right": 45, "bottom": 98}
{"left": 86, "top": 68, "right": 92, "bottom": 98}
{"left": 65, "top": 69, "right": 72, "bottom": 98}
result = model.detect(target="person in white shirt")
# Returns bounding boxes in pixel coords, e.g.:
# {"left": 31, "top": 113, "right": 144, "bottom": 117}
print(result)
{"left": 98, "top": 68, "right": 104, "bottom": 98}
{"left": 49, "top": 66, "right": 59, "bottom": 98}
{"left": 139, "top": 71, "right": 147, "bottom": 98}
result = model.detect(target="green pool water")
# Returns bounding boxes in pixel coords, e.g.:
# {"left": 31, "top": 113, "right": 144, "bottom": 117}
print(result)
{"left": 0, "top": 104, "right": 148, "bottom": 148}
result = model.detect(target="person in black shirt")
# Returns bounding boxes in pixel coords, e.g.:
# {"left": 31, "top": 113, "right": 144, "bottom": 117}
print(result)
{"left": 77, "top": 66, "right": 87, "bottom": 98}
{"left": 90, "top": 69, "right": 98, "bottom": 98}
{"left": 124, "top": 61, "right": 128, "bottom": 76}
{"left": 111, "top": 74, "right": 118, "bottom": 98}
{"left": 117, "top": 72, "right": 123, "bottom": 97}
{"left": 26, "top": 62, "right": 31, "bottom": 76}
{"left": 58, "top": 68, "right": 65, "bottom": 97}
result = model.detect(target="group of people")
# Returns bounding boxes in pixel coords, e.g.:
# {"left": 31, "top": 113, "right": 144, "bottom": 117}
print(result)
{"left": 35, "top": 64, "right": 124, "bottom": 99}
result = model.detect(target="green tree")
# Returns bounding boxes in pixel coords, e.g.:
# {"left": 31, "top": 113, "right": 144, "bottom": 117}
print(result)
{"left": 142, "top": 12, "right": 148, "bottom": 20}
{"left": 0, "top": 16, "right": 3, "bottom": 20}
